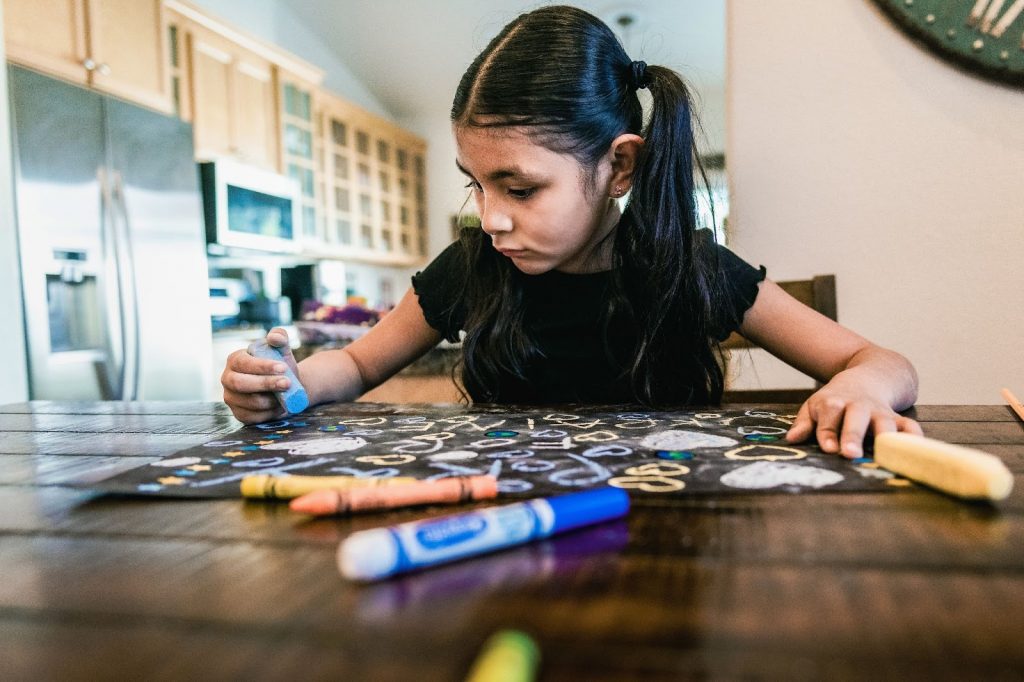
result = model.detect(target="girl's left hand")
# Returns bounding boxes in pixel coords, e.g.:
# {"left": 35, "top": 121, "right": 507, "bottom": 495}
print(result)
{"left": 784, "top": 382, "right": 923, "bottom": 458}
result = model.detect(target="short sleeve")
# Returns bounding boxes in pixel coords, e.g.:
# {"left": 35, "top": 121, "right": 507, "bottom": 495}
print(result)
{"left": 411, "top": 239, "right": 468, "bottom": 343}
{"left": 701, "top": 229, "right": 768, "bottom": 341}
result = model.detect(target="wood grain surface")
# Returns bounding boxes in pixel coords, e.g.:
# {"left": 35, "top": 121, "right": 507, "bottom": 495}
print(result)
{"left": 1, "top": 401, "right": 1022, "bottom": 681}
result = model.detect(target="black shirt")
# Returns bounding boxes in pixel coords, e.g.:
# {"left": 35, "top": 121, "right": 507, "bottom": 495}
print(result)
{"left": 412, "top": 228, "right": 766, "bottom": 404}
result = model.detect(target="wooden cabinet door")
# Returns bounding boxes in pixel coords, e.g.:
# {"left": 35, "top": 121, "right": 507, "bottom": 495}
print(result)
{"left": 87, "top": 0, "right": 171, "bottom": 113}
{"left": 4, "top": 0, "right": 170, "bottom": 113}
{"left": 231, "top": 54, "right": 278, "bottom": 169}
{"left": 187, "top": 24, "right": 278, "bottom": 169}
{"left": 4, "top": 0, "right": 90, "bottom": 85}
{"left": 188, "top": 25, "right": 234, "bottom": 160}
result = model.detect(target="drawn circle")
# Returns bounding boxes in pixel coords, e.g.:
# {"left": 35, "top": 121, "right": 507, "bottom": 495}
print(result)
{"left": 582, "top": 444, "right": 633, "bottom": 458}
{"left": 511, "top": 459, "right": 555, "bottom": 473}
{"left": 485, "top": 430, "right": 519, "bottom": 438}
{"left": 497, "top": 479, "right": 534, "bottom": 493}
{"left": 723, "top": 444, "right": 806, "bottom": 461}
{"left": 427, "top": 450, "right": 479, "bottom": 461}
{"left": 624, "top": 462, "right": 690, "bottom": 477}
{"left": 356, "top": 454, "right": 417, "bottom": 466}
{"left": 609, "top": 475, "right": 685, "bottom": 493}
{"left": 486, "top": 449, "right": 535, "bottom": 459}
{"left": 656, "top": 450, "right": 694, "bottom": 461}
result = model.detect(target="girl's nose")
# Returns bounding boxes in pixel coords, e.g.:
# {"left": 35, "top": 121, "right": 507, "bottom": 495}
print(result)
{"left": 480, "top": 202, "right": 513, "bottom": 234}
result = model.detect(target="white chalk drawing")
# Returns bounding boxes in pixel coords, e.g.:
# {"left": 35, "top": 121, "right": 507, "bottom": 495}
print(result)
{"left": 624, "top": 462, "right": 690, "bottom": 477}
{"left": 720, "top": 461, "right": 844, "bottom": 489}
{"left": 356, "top": 454, "right": 416, "bottom": 466}
{"left": 608, "top": 475, "right": 686, "bottom": 493}
{"left": 724, "top": 444, "right": 806, "bottom": 461}
{"left": 573, "top": 430, "right": 620, "bottom": 442}
{"left": 511, "top": 459, "right": 555, "bottom": 473}
{"left": 150, "top": 457, "right": 201, "bottom": 468}
{"left": 260, "top": 436, "right": 368, "bottom": 455}
{"left": 856, "top": 466, "right": 894, "bottom": 480}
{"left": 427, "top": 450, "right": 479, "bottom": 461}
{"left": 640, "top": 430, "right": 739, "bottom": 450}
{"left": 497, "top": 479, "right": 533, "bottom": 493}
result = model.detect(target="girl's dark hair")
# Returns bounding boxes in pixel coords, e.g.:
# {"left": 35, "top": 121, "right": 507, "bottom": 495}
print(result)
{"left": 450, "top": 4, "right": 725, "bottom": 405}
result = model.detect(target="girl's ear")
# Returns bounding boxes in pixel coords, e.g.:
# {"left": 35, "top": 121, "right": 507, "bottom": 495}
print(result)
{"left": 607, "top": 133, "right": 644, "bottom": 197}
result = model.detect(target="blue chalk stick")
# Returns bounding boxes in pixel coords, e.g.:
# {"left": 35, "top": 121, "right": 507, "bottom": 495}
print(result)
{"left": 247, "top": 340, "right": 309, "bottom": 415}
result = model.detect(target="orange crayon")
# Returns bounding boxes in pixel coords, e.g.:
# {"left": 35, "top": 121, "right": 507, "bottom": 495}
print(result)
{"left": 289, "top": 475, "right": 499, "bottom": 516}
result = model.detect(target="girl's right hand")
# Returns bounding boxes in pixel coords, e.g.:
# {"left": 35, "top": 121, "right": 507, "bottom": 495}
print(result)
{"left": 221, "top": 328, "right": 299, "bottom": 425}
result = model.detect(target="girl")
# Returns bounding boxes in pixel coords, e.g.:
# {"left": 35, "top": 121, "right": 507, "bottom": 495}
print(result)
{"left": 222, "top": 5, "right": 921, "bottom": 458}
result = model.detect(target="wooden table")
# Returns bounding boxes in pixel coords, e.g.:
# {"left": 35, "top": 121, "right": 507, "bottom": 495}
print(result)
{"left": 1, "top": 402, "right": 1022, "bottom": 680}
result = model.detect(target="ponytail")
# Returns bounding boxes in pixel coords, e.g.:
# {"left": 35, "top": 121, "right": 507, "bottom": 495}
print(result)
{"left": 615, "top": 66, "right": 725, "bottom": 404}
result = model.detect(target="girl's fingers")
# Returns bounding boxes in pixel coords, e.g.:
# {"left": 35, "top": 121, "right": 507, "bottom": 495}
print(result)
{"left": 222, "top": 368, "right": 290, "bottom": 394}
{"left": 223, "top": 388, "right": 278, "bottom": 413}
{"left": 785, "top": 402, "right": 814, "bottom": 443}
{"left": 838, "top": 403, "right": 873, "bottom": 458}
{"left": 813, "top": 398, "right": 847, "bottom": 453}
{"left": 896, "top": 415, "right": 924, "bottom": 436}
{"left": 870, "top": 414, "right": 898, "bottom": 437}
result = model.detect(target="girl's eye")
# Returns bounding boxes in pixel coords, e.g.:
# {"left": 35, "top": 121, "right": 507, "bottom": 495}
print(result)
{"left": 464, "top": 181, "right": 482, "bottom": 192}
{"left": 509, "top": 188, "right": 536, "bottom": 199}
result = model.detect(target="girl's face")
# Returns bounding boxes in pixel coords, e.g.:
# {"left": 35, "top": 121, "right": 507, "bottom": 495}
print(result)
{"left": 454, "top": 126, "right": 618, "bottom": 275}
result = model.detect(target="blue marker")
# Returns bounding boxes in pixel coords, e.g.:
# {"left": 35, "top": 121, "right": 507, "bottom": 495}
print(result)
{"left": 247, "top": 340, "right": 309, "bottom": 415}
{"left": 337, "top": 487, "right": 630, "bottom": 581}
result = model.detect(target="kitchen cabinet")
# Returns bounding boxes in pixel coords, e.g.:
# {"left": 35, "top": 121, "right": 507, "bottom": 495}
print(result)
{"left": 279, "top": 70, "right": 323, "bottom": 244}
{"left": 4, "top": 0, "right": 171, "bottom": 113}
{"left": 320, "top": 93, "right": 428, "bottom": 265}
{"left": 184, "top": 21, "right": 279, "bottom": 169}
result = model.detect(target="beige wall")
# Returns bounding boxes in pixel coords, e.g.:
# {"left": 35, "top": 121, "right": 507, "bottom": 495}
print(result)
{"left": 726, "top": 0, "right": 1024, "bottom": 404}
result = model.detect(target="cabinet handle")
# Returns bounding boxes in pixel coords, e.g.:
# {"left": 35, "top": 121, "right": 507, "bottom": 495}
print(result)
{"left": 97, "top": 63, "right": 111, "bottom": 76}
{"left": 82, "top": 58, "right": 97, "bottom": 71}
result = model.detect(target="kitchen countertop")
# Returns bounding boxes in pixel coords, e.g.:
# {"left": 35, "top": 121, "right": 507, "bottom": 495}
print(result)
{"left": 0, "top": 401, "right": 1022, "bottom": 679}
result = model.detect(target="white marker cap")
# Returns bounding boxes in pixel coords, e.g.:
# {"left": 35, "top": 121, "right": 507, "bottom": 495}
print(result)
{"left": 337, "top": 528, "right": 399, "bottom": 581}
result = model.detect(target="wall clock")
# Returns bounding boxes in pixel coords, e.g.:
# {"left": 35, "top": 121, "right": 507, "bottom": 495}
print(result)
{"left": 871, "top": 0, "right": 1024, "bottom": 87}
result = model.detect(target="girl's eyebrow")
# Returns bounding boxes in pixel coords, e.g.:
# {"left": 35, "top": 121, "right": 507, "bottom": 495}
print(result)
{"left": 456, "top": 160, "right": 535, "bottom": 181}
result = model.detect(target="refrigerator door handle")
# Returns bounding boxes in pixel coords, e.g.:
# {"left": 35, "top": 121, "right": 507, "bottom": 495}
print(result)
{"left": 96, "top": 166, "right": 125, "bottom": 400}
{"left": 110, "top": 170, "right": 140, "bottom": 401}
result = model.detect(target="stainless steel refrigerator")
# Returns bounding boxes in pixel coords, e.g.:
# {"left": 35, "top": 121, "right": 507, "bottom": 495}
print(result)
{"left": 9, "top": 65, "right": 213, "bottom": 400}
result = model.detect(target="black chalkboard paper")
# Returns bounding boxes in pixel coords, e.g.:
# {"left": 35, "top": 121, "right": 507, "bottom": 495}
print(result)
{"left": 87, "top": 403, "right": 905, "bottom": 498}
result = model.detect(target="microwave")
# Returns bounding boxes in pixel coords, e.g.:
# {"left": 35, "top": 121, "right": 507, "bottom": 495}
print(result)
{"left": 200, "top": 159, "right": 302, "bottom": 253}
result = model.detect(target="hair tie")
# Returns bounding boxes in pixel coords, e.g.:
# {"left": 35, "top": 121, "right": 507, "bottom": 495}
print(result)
{"left": 629, "top": 60, "right": 649, "bottom": 90}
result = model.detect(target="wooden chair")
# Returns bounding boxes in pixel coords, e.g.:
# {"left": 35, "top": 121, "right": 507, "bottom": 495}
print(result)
{"left": 721, "top": 274, "right": 837, "bottom": 404}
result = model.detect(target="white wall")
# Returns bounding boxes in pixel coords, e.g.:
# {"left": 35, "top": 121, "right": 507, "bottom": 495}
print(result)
{"left": 0, "top": 1, "right": 30, "bottom": 404}
{"left": 726, "top": 0, "right": 1024, "bottom": 404}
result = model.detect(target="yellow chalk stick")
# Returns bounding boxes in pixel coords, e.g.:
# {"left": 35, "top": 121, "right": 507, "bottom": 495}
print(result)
{"left": 465, "top": 630, "right": 540, "bottom": 682}
{"left": 240, "top": 474, "right": 417, "bottom": 499}
{"left": 874, "top": 432, "right": 1013, "bottom": 501}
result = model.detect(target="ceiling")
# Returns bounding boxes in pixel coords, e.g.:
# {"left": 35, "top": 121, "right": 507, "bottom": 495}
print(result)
{"left": 287, "top": 1, "right": 726, "bottom": 122}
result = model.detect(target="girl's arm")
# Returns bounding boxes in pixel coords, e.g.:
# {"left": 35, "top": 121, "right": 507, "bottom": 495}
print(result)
{"left": 736, "top": 280, "right": 922, "bottom": 458}
{"left": 298, "top": 287, "right": 444, "bottom": 405}
{"left": 222, "top": 287, "right": 441, "bottom": 424}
